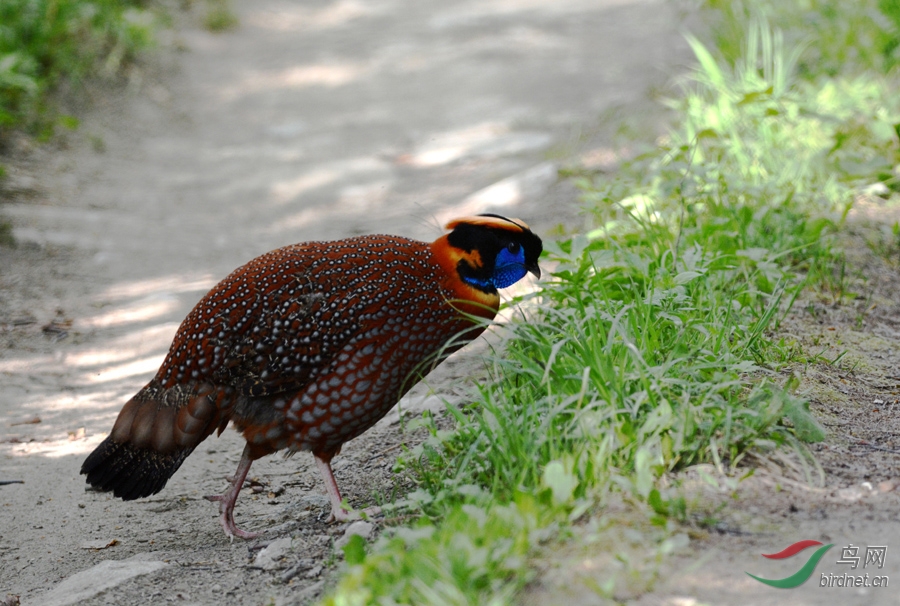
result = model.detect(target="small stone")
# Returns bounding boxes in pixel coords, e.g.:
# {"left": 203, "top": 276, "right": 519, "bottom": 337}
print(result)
{"left": 35, "top": 554, "right": 166, "bottom": 606}
{"left": 304, "top": 565, "right": 323, "bottom": 579}
{"left": 297, "top": 494, "right": 330, "bottom": 509}
{"left": 878, "top": 480, "right": 896, "bottom": 493}
{"left": 253, "top": 536, "right": 293, "bottom": 570}
{"left": 295, "top": 580, "right": 325, "bottom": 600}
{"left": 862, "top": 182, "right": 890, "bottom": 197}
{"left": 835, "top": 487, "right": 865, "bottom": 502}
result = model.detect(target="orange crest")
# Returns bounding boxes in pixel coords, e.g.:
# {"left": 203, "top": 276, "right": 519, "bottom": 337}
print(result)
{"left": 444, "top": 215, "right": 531, "bottom": 233}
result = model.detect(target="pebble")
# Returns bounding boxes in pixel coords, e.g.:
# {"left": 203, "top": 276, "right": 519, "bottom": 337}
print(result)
{"left": 295, "top": 580, "right": 325, "bottom": 601}
{"left": 31, "top": 554, "right": 166, "bottom": 606}
{"left": 253, "top": 536, "right": 293, "bottom": 571}
{"left": 835, "top": 486, "right": 865, "bottom": 502}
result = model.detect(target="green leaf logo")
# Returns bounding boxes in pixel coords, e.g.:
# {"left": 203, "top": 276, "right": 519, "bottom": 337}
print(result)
{"left": 746, "top": 541, "right": 833, "bottom": 589}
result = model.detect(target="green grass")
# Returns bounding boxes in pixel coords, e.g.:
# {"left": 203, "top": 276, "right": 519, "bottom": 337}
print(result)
{"left": 203, "top": 0, "right": 239, "bottom": 32}
{"left": 0, "top": 0, "right": 157, "bottom": 245}
{"left": 0, "top": 218, "right": 14, "bottom": 247}
{"left": 702, "top": 0, "right": 900, "bottom": 76}
{"left": 324, "top": 4, "right": 900, "bottom": 605}
{"left": 0, "top": 0, "right": 155, "bottom": 139}
{"left": 595, "top": 22, "right": 900, "bottom": 304}
{"left": 332, "top": 498, "right": 545, "bottom": 605}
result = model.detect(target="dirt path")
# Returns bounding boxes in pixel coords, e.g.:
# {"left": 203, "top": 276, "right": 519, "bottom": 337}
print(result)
{"left": 0, "top": 1, "right": 696, "bottom": 604}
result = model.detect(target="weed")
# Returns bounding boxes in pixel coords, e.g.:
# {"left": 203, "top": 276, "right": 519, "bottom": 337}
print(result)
{"left": 0, "top": 220, "right": 14, "bottom": 247}
{"left": 204, "top": 0, "right": 239, "bottom": 33}
{"left": 325, "top": 498, "right": 543, "bottom": 605}
{"left": 0, "top": 0, "right": 155, "bottom": 137}
{"left": 701, "top": 0, "right": 900, "bottom": 75}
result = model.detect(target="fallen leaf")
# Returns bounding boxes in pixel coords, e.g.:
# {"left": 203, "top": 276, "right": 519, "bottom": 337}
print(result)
{"left": 42, "top": 317, "right": 71, "bottom": 341}
{"left": 68, "top": 427, "right": 86, "bottom": 441}
{"left": 9, "top": 416, "right": 41, "bottom": 427}
{"left": 81, "top": 539, "right": 119, "bottom": 550}
{"left": 0, "top": 437, "right": 34, "bottom": 444}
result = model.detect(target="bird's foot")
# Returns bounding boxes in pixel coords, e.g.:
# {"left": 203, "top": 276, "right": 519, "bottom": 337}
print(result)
{"left": 224, "top": 520, "right": 260, "bottom": 540}
{"left": 313, "top": 454, "right": 382, "bottom": 523}
{"left": 205, "top": 493, "right": 260, "bottom": 540}
{"left": 327, "top": 504, "right": 382, "bottom": 523}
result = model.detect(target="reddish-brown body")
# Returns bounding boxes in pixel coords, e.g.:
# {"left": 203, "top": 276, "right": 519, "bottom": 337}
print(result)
{"left": 163, "top": 235, "right": 487, "bottom": 460}
{"left": 83, "top": 216, "right": 541, "bottom": 537}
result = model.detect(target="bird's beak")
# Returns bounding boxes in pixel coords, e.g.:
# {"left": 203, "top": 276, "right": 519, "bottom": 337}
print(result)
{"left": 527, "top": 262, "right": 541, "bottom": 279}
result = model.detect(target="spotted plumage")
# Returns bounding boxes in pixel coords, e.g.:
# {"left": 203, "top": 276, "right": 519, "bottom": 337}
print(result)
{"left": 82, "top": 214, "right": 542, "bottom": 538}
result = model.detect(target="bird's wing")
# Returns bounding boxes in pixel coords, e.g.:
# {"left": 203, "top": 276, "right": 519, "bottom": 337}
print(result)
{"left": 159, "top": 236, "right": 433, "bottom": 403}
{"left": 208, "top": 260, "right": 363, "bottom": 398}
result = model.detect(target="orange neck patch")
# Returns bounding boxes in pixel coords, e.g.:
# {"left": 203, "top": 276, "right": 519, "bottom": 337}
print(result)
{"left": 429, "top": 235, "right": 500, "bottom": 319}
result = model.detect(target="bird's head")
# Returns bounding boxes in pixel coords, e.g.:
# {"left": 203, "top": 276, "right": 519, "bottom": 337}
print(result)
{"left": 439, "top": 213, "right": 542, "bottom": 294}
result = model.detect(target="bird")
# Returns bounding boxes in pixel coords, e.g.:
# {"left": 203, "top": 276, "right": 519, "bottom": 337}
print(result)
{"left": 81, "top": 213, "right": 542, "bottom": 539}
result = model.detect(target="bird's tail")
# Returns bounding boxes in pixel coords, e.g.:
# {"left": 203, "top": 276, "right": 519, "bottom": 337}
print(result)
{"left": 81, "top": 382, "right": 221, "bottom": 500}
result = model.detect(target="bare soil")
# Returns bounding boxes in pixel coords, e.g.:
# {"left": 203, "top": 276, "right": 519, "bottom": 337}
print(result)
{"left": 0, "top": 1, "right": 697, "bottom": 604}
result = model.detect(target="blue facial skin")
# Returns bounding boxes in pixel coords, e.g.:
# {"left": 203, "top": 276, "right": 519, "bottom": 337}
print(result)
{"left": 491, "top": 245, "right": 527, "bottom": 288}
{"left": 462, "top": 245, "right": 527, "bottom": 290}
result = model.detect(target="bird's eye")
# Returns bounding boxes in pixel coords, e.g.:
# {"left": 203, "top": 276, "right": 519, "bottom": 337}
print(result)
{"left": 506, "top": 242, "right": 520, "bottom": 254}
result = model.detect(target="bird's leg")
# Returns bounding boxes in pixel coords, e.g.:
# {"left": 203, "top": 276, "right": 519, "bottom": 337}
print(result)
{"left": 314, "top": 453, "right": 381, "bottom": 523}
{"left": 205, "top": 443, "right": 258, "bottom": 540}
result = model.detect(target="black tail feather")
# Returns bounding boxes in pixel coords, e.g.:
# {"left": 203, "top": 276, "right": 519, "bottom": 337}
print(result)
{"left": 81, "top": 436, "right": 192, "bottom": 501}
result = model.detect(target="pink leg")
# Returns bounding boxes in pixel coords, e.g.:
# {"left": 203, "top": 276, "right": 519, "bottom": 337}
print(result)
{"left": 314, "top": 453, "right": 381, "bottom": 522}
{"left": 205, "top": 444, "right": 259, "bottom": 540}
